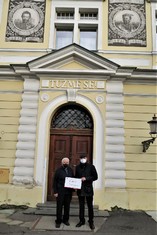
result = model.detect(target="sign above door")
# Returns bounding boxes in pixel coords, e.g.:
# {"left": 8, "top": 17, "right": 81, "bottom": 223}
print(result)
{"left": 41, "top": 80, "right": 105, "bottom": 90}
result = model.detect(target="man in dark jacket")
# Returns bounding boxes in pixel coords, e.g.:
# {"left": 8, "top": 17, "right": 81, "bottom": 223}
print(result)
{"left": 75, "top": 155, "right": 98, "bottom": 230}
{"left": 53, "top": 157, "right": 74, "bottom": 228}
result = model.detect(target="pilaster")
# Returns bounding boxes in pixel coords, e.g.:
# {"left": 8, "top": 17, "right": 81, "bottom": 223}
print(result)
{"left": 12, "top": 78, "right": 39, "bottom": 185}
{"left": 105, "top": 81, "right": 126, "bottom": 188}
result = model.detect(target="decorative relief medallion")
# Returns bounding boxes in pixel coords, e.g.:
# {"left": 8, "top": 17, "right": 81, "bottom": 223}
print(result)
{"left": 6, "top": 0, "right": 46, "bottom": 42}
{"left": 41, "top": 93, "right": 49, "bottom": 102}
{"left": 108, "top": 0, "right": 146, "bottom": 47}
{"left": 96, "top": 96, "right": 104, "bottom": 104}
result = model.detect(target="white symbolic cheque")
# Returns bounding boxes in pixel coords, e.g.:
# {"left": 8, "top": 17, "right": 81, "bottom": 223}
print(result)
{"left": 64, "top": 177, "right": 82, "bottom": 189}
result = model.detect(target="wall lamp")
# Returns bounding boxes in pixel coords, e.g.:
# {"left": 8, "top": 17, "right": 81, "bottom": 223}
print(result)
{"left": 142, "top": 114, "right": 157, "bottom": 152}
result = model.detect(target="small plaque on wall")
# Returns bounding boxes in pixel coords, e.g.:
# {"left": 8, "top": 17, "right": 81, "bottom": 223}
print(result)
{"left": 0, "top": 168, "right": 10, "bottom": 183}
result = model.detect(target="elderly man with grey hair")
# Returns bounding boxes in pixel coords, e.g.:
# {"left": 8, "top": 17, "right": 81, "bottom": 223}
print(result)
{"left": 53, "top": 157, "right": 74, "bottom": 228}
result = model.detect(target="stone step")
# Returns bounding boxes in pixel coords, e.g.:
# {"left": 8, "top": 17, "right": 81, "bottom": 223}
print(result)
{"left": 35, "top": 208, "right": 107, "bottom": 217}
{"left": 23, "top": 202, "right": 109, "bottom": 217}
{"left": 36, "top": 202, "right": 99, "bottom": 209}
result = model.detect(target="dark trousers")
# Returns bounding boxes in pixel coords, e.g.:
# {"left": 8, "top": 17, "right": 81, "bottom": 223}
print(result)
{"left": 78, "top": 196, "right": 94, "bottom": 223}
{"left": 56, "top": 193, "right": 72, "bottom": 224}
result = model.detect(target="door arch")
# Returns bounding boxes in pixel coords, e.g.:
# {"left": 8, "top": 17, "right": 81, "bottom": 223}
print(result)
{"left": 47, "top": 104, "right": 93, "bottom": 201}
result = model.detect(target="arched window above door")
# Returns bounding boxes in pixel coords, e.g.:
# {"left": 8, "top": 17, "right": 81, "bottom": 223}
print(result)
{"left": 51, "top": 105, "right": 93, "bottom": 129}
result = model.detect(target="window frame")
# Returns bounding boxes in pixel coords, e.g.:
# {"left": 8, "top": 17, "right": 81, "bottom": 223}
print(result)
{"left": 55, "top": 24, "right": 74, "bottom": 49}
{"left": 56, "top": 8, "right": 74, "bottom": 20}
{"left": 79, "top": 8, "right": 98, "bottom": 20}
{"left": 49, "top": 1, "right": 102, "bottom": 50}
{"left": 79, "top": 26, "right": 98, "bottom": 50}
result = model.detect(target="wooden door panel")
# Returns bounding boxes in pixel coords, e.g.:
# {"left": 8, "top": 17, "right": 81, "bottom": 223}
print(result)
{"left": 47, "top": 133, "right": 93, "bottom": 201}
{"left": 47, "top": 135, "right": 70, "bottom": 201}
{"left": 71, "top": 136, "right": 92, "bottom": 166}
{"left": 54, "top": 139, "right": 68, "bottom": 154}
{"left": 71, "top": 135, "right": 93, "bottom": 199}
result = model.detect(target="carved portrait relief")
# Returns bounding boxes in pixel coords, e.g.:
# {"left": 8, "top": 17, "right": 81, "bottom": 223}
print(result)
{"left": 108, "top": 0, "right": 146, "bottom": 47}
{"left": 6, "top": 0, "right": 46, "bottom": 42}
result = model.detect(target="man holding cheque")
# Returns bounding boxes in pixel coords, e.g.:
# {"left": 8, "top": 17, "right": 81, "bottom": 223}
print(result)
{"left": 53, "top": 156, "right": 98, "bottom": 230}
{"left": 75, "top": 155, "right": 98, "bottom": 230}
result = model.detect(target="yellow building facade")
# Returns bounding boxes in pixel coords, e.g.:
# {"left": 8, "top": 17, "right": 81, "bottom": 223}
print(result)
{"left": 0, "top": 0, "right": 156, "bottom": 213}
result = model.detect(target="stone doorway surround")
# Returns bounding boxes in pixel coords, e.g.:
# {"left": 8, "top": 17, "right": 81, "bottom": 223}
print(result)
{"left": 35, "top": 92, "right": 104, "bottom": 203}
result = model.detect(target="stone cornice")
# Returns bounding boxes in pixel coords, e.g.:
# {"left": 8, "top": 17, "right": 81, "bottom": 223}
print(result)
{"left": 0, "top": 43, "right": 156, "bottom": 84}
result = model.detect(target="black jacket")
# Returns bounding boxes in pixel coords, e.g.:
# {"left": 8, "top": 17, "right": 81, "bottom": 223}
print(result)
{"left": 75, "top": 162, "right": 98, "bottom": 196}
{"left": 53, "top": 166, "right": 74, "bottom": 195}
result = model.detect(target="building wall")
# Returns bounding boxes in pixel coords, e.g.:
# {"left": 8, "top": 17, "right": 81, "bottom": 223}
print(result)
{"left": 0, "top": 0, "right": 156, "bottom": 68}
{"left": 124, "top": 83, "right": 156, "bottom": 210}
{"left": 0, "top": 79, "right": 23, "bottom": 204}
{"left": 0, "top": 75, "right": 156, "bottom": 210}
{"left": 0, "top": 0, "right": 156, "bottom": 210}
{"left": 0, "top": 79, "right": 23, "bottom": 182}
{"left": 0, "top": 77, "right": 43, "bottom": 206}
{"left": 98, "top": 82, "right": 156, "bottom": 210}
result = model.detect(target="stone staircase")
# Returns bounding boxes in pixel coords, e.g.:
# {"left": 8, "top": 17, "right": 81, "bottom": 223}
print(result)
{"left": 24, "top": 201, "right": 109, "bottom": 217}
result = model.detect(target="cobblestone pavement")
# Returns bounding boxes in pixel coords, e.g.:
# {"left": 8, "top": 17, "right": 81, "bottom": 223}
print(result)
{"left": 0, "top": 207, "right": 156, "bottom": 235}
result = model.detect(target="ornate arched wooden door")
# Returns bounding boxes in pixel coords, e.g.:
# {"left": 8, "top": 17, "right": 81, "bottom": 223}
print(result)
{"left": 47, "top": 104, "right": 93, "bottom": 201}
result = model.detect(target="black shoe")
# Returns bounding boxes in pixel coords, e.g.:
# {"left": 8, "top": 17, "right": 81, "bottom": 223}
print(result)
{"left": 55, "top": 223, "right": 61, "bottom": 228}
{"left": 89, "top": 223, "right": 95, "bottom": 230}
{"left": 76, "top": 221, "right": 85, "bottom": 227}
{"left": 63, "top": 221, "right": 70, "bottom": 226}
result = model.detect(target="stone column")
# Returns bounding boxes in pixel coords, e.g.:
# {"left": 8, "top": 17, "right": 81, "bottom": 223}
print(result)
{"left": 105, "top": 81, "right": 126, "bottom": 188}
{"left": 13, "top": 78, "right": 39, "bottom": 185}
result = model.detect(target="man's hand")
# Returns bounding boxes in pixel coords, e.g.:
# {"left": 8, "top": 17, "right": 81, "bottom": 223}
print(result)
{"left": 54, "top": 193, "right": 58, "bottom": 197}
{"left": 81, "top": 177, "right": 86, "bottom": 181}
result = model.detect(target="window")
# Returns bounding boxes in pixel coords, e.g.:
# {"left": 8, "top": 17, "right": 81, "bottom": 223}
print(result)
{"left": 50, "top": 3, "right": 102, "bottom": 50}
{"left": 52, "top": 105, "right": 93, "bottom": 129}
{"left": 56, "top": 28, "right": 73, "bottom": 49}
{"left": 57, "top": 12, "right": 74, "bottom": 19}
{"left": 80, "top": 12, "right": 98, "bottom": 20}
{"left": 80, "top": 29, "right": 97, "bottom": 50}
{"left": 56, "top": 8, "right": 74, "bottom": 19}
{"left": 79, "top": 8, "right": 98, "bottom": 20}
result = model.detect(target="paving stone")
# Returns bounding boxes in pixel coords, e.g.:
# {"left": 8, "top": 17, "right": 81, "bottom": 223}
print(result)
{"left": 20, "top": 221, "right": 34, "bottom": 228}
{"left": 32, "top": 215, "right": 106, "bottom": 232}
{"left": 7, "top": 220, "right": 24, "bottom": 225}
{"left": 0, "top": 210, "right": 156, "bottom": 235}
{"left": 0, "top": 214, "right": 10, "bottom": 219}
{"left": 0, "top": 222, "right": 29, "bottom": 234}
{"left": 0, "top": 209, "right": 15, "bottom": 215}
{"left": 0, "top": 217, "right": 12, "bottom": 223}
{"left": 10, "top": 209, "right": 40, "bottom": 222}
